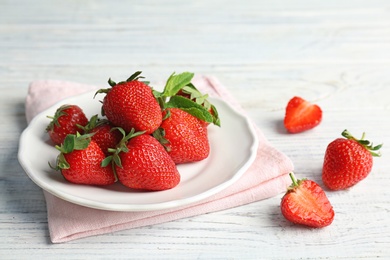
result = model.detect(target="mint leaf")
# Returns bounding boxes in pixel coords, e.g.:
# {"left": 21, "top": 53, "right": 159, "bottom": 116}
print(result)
{"left": 179, "top": 107, "right": 213, "bottom": 122}
{"left": 166, "top": 95, "right": 213, "bottom": 123}
{"left": 210, "top": 104, "right": 221, "bottom": 126}
{"left": 162, "top": 72, "right": 194, "bottom": 97}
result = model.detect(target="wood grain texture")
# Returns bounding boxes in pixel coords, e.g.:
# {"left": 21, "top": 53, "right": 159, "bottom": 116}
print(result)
{"left": 1, "top": 0, "right": 390, "bottom": 258}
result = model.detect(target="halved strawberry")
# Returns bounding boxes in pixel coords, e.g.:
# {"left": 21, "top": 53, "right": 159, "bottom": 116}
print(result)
{"left": 281, "top": 172, "right": 334, "bottom": 228}
{"left": 284, "top": 96, "right": 322, "bottom": 133}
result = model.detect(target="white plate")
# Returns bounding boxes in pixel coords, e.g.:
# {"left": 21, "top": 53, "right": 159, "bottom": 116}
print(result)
{"left": 18, "top": 91, "right": 258, "bottom": 211}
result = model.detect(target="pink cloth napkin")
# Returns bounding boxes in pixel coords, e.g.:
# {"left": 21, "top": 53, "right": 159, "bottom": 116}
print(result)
{"left": 25, "top": 75, "right": 293, "bottom": 243}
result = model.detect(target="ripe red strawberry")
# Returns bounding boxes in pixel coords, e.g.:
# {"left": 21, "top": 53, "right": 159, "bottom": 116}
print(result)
{"left": 51, "top": 133, "right": 116, "bottom": 185}
{"left": 281, "top": 172, "right": 335, "bottom": 228}
{"left": 46, "top": 104, "right": 88, "bottom": 145}
{"left": 80, "top": 115, "right": 122, "bottom": 156}
{"left": 156, "top": 108, "right": 210, "bottom": 164}
{"left": 104, "top": 129, "right": 180, "bottom": 191}
{"left": 95, "top": 71, "right": 162, "bottom": 134}
{"left": 322, "top": 130, "right": 382, "bottom": 190}
{"left": 284, "top": 96, "right": 322, "bottom": 133}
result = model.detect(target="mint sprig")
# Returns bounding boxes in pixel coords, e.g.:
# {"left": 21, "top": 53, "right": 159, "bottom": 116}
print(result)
{"left": 165, "top": 95, "right": 213, "bottom": 124}
{"left": 161, "top": 72, "right": 194, "bottom": 97}
{"left": 152, "top": 71, "right": 220, "bottom": 126}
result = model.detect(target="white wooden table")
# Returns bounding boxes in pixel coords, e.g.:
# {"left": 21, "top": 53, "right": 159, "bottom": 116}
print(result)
{"left": 2, "top": 0, "right": 390, "bottom": 258}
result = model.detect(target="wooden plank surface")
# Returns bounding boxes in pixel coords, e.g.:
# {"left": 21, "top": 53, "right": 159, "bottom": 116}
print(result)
{"left": 1, "top": 0, "right": 390, "bottom": 258}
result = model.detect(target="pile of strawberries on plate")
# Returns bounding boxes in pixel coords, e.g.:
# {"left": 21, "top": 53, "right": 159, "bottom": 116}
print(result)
{"left": 46, "top": 71, "right": 220, "bottom": 191}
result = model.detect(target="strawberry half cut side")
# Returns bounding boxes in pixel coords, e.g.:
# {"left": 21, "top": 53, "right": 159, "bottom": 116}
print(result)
{"left": 284, "top": 96, "right": 322, "bottom": 133}
{"left": 281, "top": 172, "right": 334, "bottom": 228}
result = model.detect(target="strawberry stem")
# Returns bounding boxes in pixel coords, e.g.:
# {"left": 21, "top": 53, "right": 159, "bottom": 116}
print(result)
{"left": 287, "top": 172, "right": 307, "bottom": 191}
{"left": 289, "top": 172, "right": 298, "bottom": 186}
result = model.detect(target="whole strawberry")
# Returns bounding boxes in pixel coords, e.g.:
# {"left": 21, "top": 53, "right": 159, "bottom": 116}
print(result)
{"left": 155, "top": 108, "right": 210, "bottom": 164}
{"left": 80, "top": 115, "right": 122, "bottom": 156}
{"left": 281, "top": 173, "right": 335, "bottom": 228}
{"left": 95, "top": 71, "right": 162, "bottom": 134}
{"left": 322, "top": 129, "right": 382, "bottom": 190}
{"left": 104, "top": 129, "right": 180, "bottom": 191}
{"left": 284, "top": 96, "right": 322, "bottom": 133}
{"left": 51, "top": 133, "right": 116, "bottom": 185}
{"left": 46, "top": 104, "right": 88, "bottom": 145}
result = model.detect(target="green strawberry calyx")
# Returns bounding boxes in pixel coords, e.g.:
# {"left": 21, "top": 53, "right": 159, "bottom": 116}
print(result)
{"left": 93, "top": 71, "right": 151, "bottom": 116}
{"left": 93, "top": 71, "right": 149, "bottom": 98}
{"left": 46, "top": 104, "right": 73, "bottom": 131}
{"left": 49, "top": 132, "right": 94, "bottom": 170}
{"left": 152, "top": 127, "right": 171, "bottom": 152}
{"left": 286, "top": 172, "right": 306, "bottom": 192}
{"left": 101, "top": 127, "right": 145, "bottom": 169}
{"left": 341, "top": 129, "right": 383, "bottom": 157}
{"left": 78, "top": 114, "right": 111, "bottom": 134}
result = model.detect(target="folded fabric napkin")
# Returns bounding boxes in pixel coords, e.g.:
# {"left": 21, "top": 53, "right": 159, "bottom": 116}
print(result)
{"left": 25, "top": 75, "right": 293, "bottom": 243}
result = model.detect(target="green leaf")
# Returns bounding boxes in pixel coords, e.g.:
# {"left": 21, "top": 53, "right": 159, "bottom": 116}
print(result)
{"left": 180, "top": 107, "right": 213, "bottom": 122}
{"left": 152, "top": 128, "right": 171, "bottom": 152}
{"left": 108, "top": 78, "right": 116, "bottom": 87}
{"left": 181, "top": 84, "right": 208, "bottom": 103}
{"left": 372, "top": 144, "right": 383, "bottom": 150}
{"left": 152, "top": 89, "right": 163, "bottom": 98}
{"left": 113, "top": 154, "right": 122, "bottom": 168}
{"left": 101, "top": 156, "right": 113, "bottom": 167}
{"left": 210, "top": 104, "right": 221, "bottom": 127}
{"left": 73, "top": 133, "right": 93, "bottom": 150}
{"left": 57, "top": 153, "right": 70, "bottom": 170}
{"left": 63, "top": 134, "right": 75, "bottom": 153}
{"left": 162, "top": 72, "right": 194, "bottom": 97}
{"left": 126, "top": 71, "right": 143, "bottom": 82}
{"left": 166, "top": 95, "right": 213, "bottom": 123}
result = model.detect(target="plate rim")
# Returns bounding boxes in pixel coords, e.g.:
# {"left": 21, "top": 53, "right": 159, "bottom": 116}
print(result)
{"left": 18, "top": 91, "right": 259, "bottom": 211}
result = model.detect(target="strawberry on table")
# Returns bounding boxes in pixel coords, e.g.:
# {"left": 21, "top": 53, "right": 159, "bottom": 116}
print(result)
{"left": 281, "top": 172, "right": 335, "bottom": 228}
{"left": 51, "top": 133, "right": 116, "bottom": 186}
{"left": 155, "top": 108, "right": 210, "bottom": 164}
{"left": 46, "top": 104, "right": 88, "bottom": 145}
{"left": 322, "top": 129, "right": 382, "bottom": 190}
{"left": 103, "top": 128, "right": 180, "bottom": 191}
{"left": 95, "top": 71, "right": 162, "bottom": 134}
{"left": 284, "top": 96, "right": 322, "bottom": 133}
